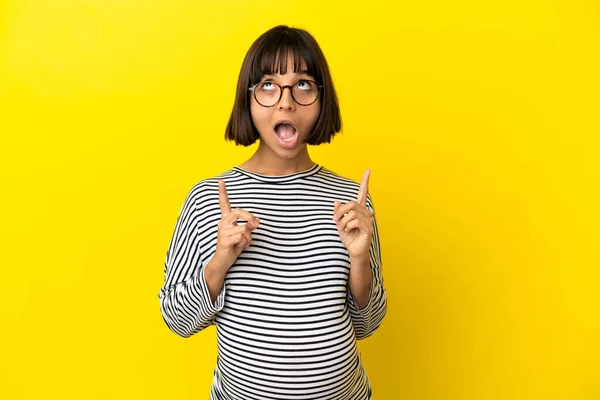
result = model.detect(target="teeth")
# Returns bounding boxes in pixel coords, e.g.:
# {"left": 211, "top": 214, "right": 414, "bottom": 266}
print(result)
{"left": 280, "top": 133, "right": 296, "bottom": 143}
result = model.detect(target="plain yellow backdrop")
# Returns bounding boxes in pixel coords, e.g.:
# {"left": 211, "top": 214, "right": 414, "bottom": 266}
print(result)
{"left": 1, "top": 0, "right": 599, "bottom": 399}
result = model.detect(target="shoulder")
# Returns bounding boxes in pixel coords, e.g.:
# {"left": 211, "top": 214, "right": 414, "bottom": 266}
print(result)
{"left": 180, "top": 168, "right": 237, "bottom": 207}
{"left": 318, "top": 166, "right": 375, "bottom": 208}
{"left": 318, "top": 166, "right": 356, "bottom": 184}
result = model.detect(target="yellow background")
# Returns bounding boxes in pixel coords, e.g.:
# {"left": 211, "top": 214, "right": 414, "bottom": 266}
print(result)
{"left": 1, "top": 0, "right": 599, "bottom": 399}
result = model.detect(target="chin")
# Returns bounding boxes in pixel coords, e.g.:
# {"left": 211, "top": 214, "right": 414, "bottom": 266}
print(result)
{"left": 275, "top": 147, "right": 303, "bottom": 158}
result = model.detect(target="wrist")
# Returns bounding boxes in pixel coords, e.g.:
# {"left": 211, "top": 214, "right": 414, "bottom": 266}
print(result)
{"left": 349, "top": 256, "right": 371, "bottom": 283}
{"left": 349, "top": 254, "right": 369, "bottom": 264}
{"left": 205, "top": 256, "right": 230, "bottom": 278}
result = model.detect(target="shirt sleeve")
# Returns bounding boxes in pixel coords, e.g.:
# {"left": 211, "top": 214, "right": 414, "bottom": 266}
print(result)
{"left": 346, "top": 193, "right": 387, "bottom": 340}
{"left": 158, "top": 185, "right": 225, "bottom": 338}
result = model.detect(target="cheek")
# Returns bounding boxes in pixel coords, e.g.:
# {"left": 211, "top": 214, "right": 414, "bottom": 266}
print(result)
{"left": 305, "top": 102, "right": 321, "bottom": 128}
{"left": 250, "top": 101, "right": 271, "bottom": 131}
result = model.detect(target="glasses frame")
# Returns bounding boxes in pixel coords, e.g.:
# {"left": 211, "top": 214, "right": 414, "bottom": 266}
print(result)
{"left": 248, "top": 79, "right": 323, "bottom": 107}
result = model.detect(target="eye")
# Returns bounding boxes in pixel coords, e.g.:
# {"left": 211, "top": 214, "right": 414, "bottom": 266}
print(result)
{"left": 259, "top": 81, "right": 276, "bottom": 91}
{"left": 296, "top": 80, "right": 310, "bottom": 90}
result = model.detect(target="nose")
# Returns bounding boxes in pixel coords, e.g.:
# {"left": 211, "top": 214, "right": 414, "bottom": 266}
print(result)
{"left": 278, "top": 86, "right": 296, "bottom": 111}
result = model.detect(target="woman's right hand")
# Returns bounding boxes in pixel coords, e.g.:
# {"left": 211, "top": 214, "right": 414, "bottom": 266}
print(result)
{"left": 212, "top": 179, "right": 260, "bottom": 271}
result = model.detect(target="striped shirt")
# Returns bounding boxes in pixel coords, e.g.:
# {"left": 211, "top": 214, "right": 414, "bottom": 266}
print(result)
{"left": 158, "top": 164, "right": 387, "bottom": 400}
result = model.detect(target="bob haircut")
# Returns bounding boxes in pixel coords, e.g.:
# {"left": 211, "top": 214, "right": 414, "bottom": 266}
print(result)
{"left": 225, "top": 25, "right": 342, "bottom": 146}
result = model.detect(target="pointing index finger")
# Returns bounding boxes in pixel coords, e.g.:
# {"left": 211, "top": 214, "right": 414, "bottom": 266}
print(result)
{"left": 218, "top": 180, "right": 231, "bottom": 217}
{"left": 357, "top": 169, "right": 371, "bottom": 207}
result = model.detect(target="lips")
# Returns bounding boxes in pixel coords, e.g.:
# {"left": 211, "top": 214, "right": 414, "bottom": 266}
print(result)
{"left": 273, "top": 119, "right": 297, "bottom": 132}
{"left": 273, "top": 119, "right": 298, "bottom": 148}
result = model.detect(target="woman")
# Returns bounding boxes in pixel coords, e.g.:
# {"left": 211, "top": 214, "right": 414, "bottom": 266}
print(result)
{"left": 158, "top": 25, "right": 387, "bottom": 400}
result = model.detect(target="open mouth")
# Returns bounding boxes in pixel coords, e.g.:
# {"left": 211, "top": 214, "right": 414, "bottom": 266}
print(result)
{"left": 274, "top": 122, "right": 298, "bottom": 147}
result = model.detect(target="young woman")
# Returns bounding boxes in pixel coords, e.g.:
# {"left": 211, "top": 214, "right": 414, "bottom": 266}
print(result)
{"left": 159, "top": 25, "right": 387, "bottom": 400}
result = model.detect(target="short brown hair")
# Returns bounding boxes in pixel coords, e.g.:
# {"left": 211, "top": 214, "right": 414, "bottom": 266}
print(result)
{"left": 225, "top": 25, "right": 342, "bottom": 146}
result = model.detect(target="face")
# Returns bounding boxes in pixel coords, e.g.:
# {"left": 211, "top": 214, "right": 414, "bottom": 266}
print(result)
{"left": 250, "top": 55, "right": 321, "bottom": 160}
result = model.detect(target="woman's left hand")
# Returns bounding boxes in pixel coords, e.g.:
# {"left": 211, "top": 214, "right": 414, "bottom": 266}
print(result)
{"left": 333, "top": 169, "right": 374, "bottom": 260}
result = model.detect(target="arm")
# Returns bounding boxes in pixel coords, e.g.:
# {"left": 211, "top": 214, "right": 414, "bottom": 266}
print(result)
{"left": 346, "top": 195, "right": 387, "bottom": 340}
{"left": 158, "top": 187, "right": 226, "bottom": 338}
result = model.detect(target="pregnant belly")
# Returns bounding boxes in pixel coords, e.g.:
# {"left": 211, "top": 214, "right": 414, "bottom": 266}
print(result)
{"left": 214, "top": 305, "right": 360, "bottom": 399}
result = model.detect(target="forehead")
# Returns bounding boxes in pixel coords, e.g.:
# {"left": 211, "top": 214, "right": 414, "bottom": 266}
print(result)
{"left": 263, "top": 66, "right": 310, "bottom": 78}
{"left": 261, "top": 50, "right": 306, "bottom": 73}
{"left": 251, "top": 47, "right": 317, "bottom": 83}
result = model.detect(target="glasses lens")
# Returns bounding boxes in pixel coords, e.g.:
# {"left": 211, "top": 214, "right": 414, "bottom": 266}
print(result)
{"left": 253, "top": 81, "right": 320, "bottom": 106}
{"left": 254, "top": 82, "right": 280, "bottom": 107}
{"left": 293, "top": 81, "right": 319, "bottom": 105}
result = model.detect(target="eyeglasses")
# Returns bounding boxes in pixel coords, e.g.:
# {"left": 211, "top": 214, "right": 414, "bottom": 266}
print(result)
{"left": 249, "top": 79, "right": 323, "bottom": 107}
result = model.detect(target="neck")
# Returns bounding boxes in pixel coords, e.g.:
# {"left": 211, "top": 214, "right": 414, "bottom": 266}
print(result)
{"left": 241, "top": 141, "right": 314, "bottom": 176}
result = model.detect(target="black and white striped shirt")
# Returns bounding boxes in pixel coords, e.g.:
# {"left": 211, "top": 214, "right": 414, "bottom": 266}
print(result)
{"left": 158, "top": 164, "right": 387, "bottom": 400}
